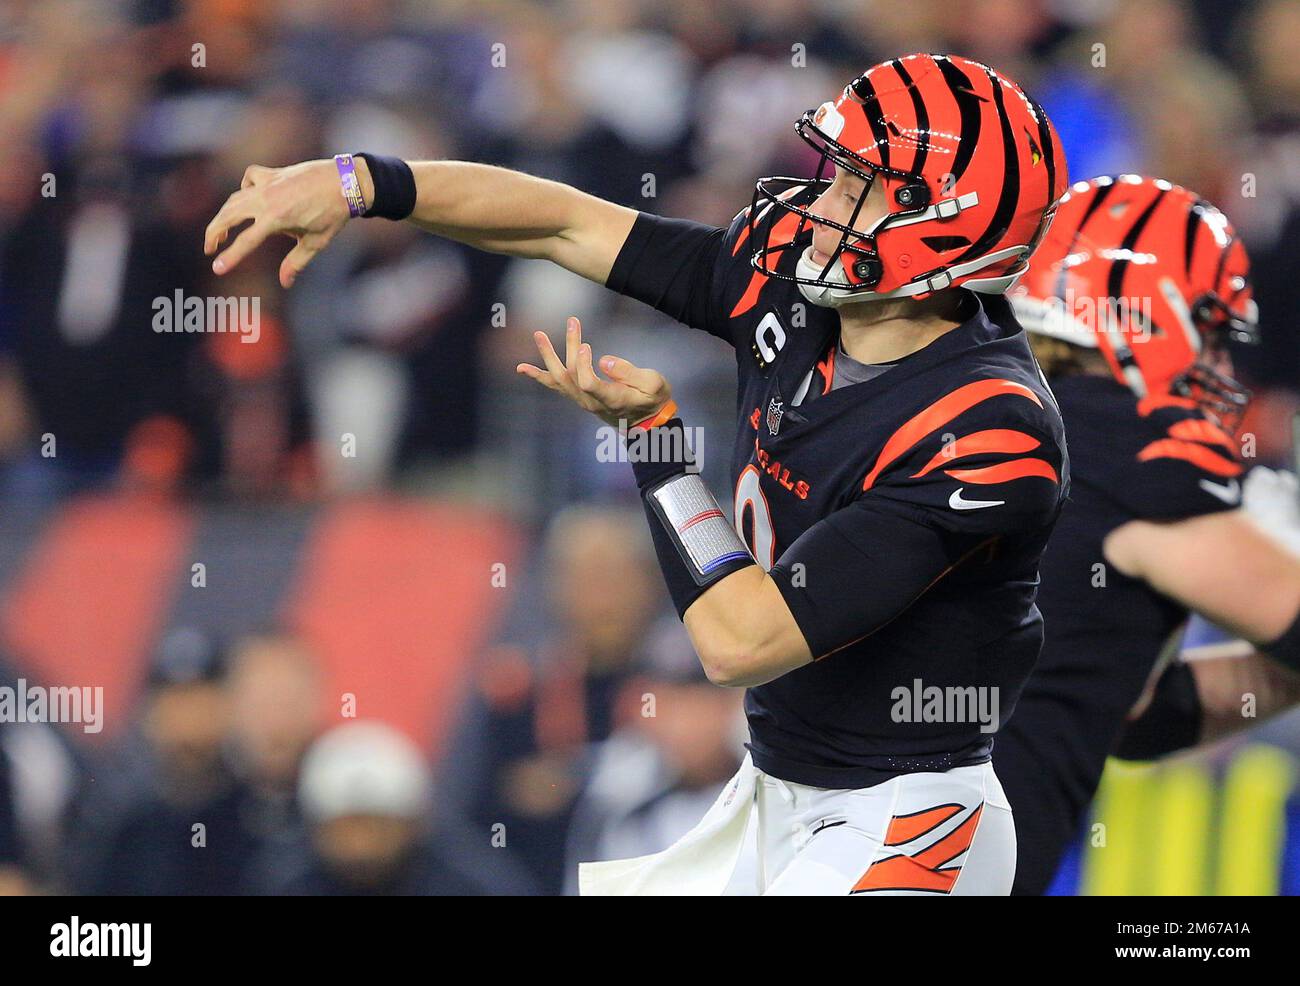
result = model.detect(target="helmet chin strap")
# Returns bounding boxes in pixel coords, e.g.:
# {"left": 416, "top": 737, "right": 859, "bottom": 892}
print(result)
{"left": 795, "top": 247, "right": 860, "bottom": 308}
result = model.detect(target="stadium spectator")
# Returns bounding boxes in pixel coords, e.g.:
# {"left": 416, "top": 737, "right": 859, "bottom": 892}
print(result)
{"left": 67, "top": 627, "right": 259, "bottom": 895}
{"left": 221, "top": 630, "right": 323, "bottom": 889}
{"left": 269, "top": 720, "right": 487, "bottom": 895}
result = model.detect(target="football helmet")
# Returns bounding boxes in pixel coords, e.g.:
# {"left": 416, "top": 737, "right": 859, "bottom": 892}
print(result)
{"left": 748, "top": 53, "right": 1067, "bottom": 307}
{"left": 1011, "top": 174, "right": 1258, "bottom": 424}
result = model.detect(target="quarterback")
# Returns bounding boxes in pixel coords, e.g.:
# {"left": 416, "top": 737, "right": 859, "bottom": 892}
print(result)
{"left": 206, "top": 53, "right": 1068, "bottom": 895}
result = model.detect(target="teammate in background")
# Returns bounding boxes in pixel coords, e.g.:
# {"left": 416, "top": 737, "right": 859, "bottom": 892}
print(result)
{"left": 206, "top": 53, "right": 1068, "bottom": 894}
{"left": 1000, "top": 175, "right": 1300, "bottom": 895}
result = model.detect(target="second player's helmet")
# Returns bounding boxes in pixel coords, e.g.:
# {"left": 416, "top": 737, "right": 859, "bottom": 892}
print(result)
{"left": 749, "top": 53, "right": 1068, "bottom": 306}
{"left": 1010, "top": 174, "right": 1258, "bottom": 422}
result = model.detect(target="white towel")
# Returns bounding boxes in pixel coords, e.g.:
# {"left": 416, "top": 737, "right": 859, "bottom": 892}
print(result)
{"left": 579, "top": 754, "right": 757, "bottom": 896}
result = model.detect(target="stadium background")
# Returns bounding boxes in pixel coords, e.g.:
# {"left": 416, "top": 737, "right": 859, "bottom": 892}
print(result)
{"left": 0, "top": 0, "right": 1298, "bottom": 895}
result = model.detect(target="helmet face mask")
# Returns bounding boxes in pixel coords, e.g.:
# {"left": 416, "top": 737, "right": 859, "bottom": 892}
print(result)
{"left": 1172, "top": 289, "right": 1258, "bottom": 431}
{"left": 747, "top": 54, "right": 1067, "bottom": 309}
{"left": 1171, "top": 363, "right": 1251, "bottom": 432}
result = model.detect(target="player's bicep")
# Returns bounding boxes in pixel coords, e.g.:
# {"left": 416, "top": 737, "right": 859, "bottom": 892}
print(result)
{"left": 547, "top": 194, "right": 639, "bottom": 283}
{"left": 1104, "top": 510, "right": 1300, "bottom": 643}
{"left": 769, "top": 498, "right": 962, "bottom": 659}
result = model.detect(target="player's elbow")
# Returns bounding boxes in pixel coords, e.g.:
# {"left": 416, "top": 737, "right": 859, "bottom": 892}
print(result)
{"left": 699, "top": 647, "right": 756, "bottom": 688}
{"left": 685, "top": 576, "right": 813, "bottom": 687}
{"left": 688, "top": 613, "right": 764, "bottom": 686}
{"left": 695, "top": 631, "right": 801, "bottom": 688}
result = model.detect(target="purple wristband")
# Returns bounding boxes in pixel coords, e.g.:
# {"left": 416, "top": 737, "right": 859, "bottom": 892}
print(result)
{"left": 333, "top": 153, "right": 366, "bottom": 218}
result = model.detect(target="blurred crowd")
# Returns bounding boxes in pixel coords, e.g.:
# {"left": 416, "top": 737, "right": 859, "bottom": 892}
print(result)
{"left": 0, "top": 503, "right": 745, "bottom": 895}
{"left": 1, "top": 0, "right": 1299, "bottom": 894}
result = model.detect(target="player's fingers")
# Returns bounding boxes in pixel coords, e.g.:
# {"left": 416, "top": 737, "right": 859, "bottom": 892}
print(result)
{"left": 515, "top": 363, "right": 564, "bottom": 392}
{"left": 204, "top": 193, "right": 255, "bottom": 256}
{"left": 278, "top": 230, "right": 331, "bottom": 289}
{"left": 565, "top": 316, "right": 581, "bottom": 372}
{"left": 533, "top": 331, "right": 575, "bottom": 390}
{"left": 598, "top": 354, "right": 665, "bottom": 396}
{"left": 575, "top": 343, "right": 614, "bottom": 399}
{"left": 212, "top": 221, "right": 272, "bottom": 276}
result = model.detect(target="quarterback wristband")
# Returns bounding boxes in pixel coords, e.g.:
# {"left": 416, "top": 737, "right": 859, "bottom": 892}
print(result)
{"left": 355, "top": 153, "right": 417, "bottom": 220}
{"left": 630, "top": 399, "right": 678, "bottom": 431}
{"left": 333, "top": 154, "right": 367, "bottom": 217}
{"left": 631, "top": 419, "right": 755, "bottom": 617}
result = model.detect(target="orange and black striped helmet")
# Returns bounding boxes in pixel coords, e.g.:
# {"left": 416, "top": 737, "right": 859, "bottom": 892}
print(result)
{"left": 748, "top": 53, "right": 1067, "bottom": 307}
{"left": 1011, "top": 175, "right": 1258, "bottom": 422}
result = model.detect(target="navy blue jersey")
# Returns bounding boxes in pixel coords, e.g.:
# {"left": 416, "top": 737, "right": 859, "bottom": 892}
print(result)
{"left": 994, "top": 373, "right": 1245, "bottom": 894}
{"left": 607, "top": 210, "right": 1069, "bottom": 789}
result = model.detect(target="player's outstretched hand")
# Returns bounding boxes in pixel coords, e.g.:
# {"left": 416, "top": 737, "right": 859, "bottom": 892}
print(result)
{"left": 517, "top": 317, "right": 673, "bottom": 428}
{"left": 204, "top": 160, "right": 353, "bottom": 289}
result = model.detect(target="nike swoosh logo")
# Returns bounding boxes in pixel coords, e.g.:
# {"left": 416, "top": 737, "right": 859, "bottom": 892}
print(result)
{"left": 949, "top": 488, "right": 1005, "bottom": 511}
{"left": 1199, "top": 477, "right": 1241, "bottom": 505}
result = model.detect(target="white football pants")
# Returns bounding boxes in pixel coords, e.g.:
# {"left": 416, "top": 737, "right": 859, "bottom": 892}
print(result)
{"left": 756, "top": 762, "right": 1016, "bottom": 895}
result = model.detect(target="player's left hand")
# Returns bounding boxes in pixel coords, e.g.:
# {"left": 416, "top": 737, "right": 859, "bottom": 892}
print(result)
{"left": 517, "top": 317, "right": 672, "bottom": 428}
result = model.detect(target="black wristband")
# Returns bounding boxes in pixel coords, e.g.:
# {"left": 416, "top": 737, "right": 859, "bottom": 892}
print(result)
{"left": 629, "top": 418, "right": 694, "bottom": 491}
{"left": 355, "top": 153, "right": 416, "bottom": 220}
{"left": 1113, "top": 661, "right": 1202, "bottom": 760}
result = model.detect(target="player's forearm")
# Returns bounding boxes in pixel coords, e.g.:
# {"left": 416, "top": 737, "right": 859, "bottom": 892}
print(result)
{"left": 378, "top": 159, "right": 636, "bottom": 282}
{"left": 625, "top": 415, "right": 813, "bottom": 687}
{"left": 684, "top": 568, "right": 813, "bottom": 687}
{"left": 1105, "top": 511, "right": 1300, "bottom": 646}
{"left": 1191, "top": 653, "right": 1300, "bottom": 744}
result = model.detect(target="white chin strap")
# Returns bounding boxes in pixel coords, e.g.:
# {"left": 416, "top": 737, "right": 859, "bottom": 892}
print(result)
{"left": 796, "top": 244, "right": 1030, "bottom": 309}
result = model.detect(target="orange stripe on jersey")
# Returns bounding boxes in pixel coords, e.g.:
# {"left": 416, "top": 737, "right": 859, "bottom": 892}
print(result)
{"left": 911, "top": 429, "right": 1041, "bottom": 478}
{"left": 1137, "top": 438, "right": 1243, "bottom": 477}
{"left": 945, "top": 457, "right": 1058, "bottom": 485}
{"left": 885, "top": 803, "right": 965, "bottom": 846}
{"left": 861, "top": 379, "right": 1045, "bottom": 491}
{"left": 1137, "top": 393, "right": 1198, "bottom": 417}
{"left": 1168, "top": 417, "right": 1234, "bottom": 451}
{"left": 816, "top": 346, "right": 836, "bottom": 396}
{"left": 730, "top": 270, "right": 769, "bottom": 319}
{"left": 731, "top": 217, "right": 752, "bottom": 257}
{"left": 731, "top": 208, "right": 806, "bottom": 318}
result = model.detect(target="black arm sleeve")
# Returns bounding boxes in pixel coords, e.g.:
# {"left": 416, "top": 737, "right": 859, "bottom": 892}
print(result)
{"left": 1113, "top": 661, "right": 1203, "bottom": 761}
{"left": 769, "top": 498, "right": 965, "bottom": 659}
{"left": 605, "top": 213, "right": 728, "bottom": 342}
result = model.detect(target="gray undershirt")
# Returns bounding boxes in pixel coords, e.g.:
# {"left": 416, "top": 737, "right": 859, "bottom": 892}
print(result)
{"left": 830, "top": 338, "right": 897, "bottom": 390}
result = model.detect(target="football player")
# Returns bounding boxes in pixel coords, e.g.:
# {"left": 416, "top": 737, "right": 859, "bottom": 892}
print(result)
{"left": 206, "top": 53, "right": 1069, "bottom": 895}
{"left": 1001, "top": 174, "right": 1300, "bottom": 895}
